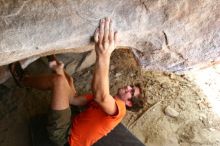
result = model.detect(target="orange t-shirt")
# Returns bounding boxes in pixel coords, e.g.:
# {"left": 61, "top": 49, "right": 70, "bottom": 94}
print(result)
{"left": 68, "top": 94, "right": 126, "bottom": 146}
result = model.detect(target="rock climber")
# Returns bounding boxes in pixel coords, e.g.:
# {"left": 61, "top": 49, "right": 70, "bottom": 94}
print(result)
{"left": 9, "top": 17, "right": 144, "bottom": 146}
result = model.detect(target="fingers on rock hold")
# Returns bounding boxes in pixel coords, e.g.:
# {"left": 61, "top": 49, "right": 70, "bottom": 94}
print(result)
{"left": 94, "top": 28, "right": 99, "bottom": 43}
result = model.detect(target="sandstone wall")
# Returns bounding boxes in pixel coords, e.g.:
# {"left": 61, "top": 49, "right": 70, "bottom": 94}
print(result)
{"left": 0, "top": 0, "right": 219, "bottom": 73}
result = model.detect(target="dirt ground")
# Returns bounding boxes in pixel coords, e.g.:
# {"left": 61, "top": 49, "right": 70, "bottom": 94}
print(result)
{"left": 0, "top": 49, "right": 220, "bottom": 146}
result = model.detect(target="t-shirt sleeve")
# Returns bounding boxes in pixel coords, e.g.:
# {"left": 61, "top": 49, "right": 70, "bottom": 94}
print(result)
{"left": 109, "top": 98, "right": 126, "bottom": 119}
{"left": 83, "top": 93, "right": 94, "bottom": 102}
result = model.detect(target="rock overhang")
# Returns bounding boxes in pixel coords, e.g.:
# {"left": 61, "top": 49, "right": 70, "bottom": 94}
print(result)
{"left": 0, "top": 0, "right": 219, "bottom": 72}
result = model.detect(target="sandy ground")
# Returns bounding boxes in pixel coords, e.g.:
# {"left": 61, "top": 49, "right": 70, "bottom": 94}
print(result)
{"left": 0, "top": 49, "right": 220, "bottom": 146}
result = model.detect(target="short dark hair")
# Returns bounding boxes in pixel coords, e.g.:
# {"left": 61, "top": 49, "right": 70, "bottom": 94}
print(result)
{"left": 126, "top": 83, "right": 144, "bottom": 112}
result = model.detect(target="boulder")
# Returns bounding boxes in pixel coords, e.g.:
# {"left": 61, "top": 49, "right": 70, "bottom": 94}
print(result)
{"left": 75, "top": 50, "right": 96, "bottom": 72}
{"left": 0, "top": 0, "right": 219, "bottom": 82}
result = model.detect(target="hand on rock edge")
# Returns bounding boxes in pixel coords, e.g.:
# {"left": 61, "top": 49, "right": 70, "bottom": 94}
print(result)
{"left": 94, "top": 17, "right": 118, "bottom": 58}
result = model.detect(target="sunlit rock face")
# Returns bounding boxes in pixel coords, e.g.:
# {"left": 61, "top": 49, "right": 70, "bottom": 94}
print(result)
{"left": 0, "top": 0, "right": 219, "bottom": 72}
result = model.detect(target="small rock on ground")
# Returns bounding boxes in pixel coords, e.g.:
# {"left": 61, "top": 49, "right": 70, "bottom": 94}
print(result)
{"left": 164, "top": 106, "right": 179, "bottom": 118}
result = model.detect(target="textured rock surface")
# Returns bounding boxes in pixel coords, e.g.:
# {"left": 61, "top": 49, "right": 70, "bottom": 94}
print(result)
{"left": 0, "top": 0, "right": 220, "bottom": 73}
{"left": 75, "top": 50, "right": 96, "bottom": 72}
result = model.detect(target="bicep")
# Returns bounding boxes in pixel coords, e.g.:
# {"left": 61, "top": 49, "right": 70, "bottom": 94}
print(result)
{"left": 95, "top": 95, "right": 118, "bottom": 115}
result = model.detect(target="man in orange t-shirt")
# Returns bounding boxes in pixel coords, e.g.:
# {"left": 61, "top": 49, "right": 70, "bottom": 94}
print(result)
{"left": 68, "top": 17, "right": 143, "bottom": 146}
{"left": 9, "top": 17, "right": 143, "bottom": 146}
